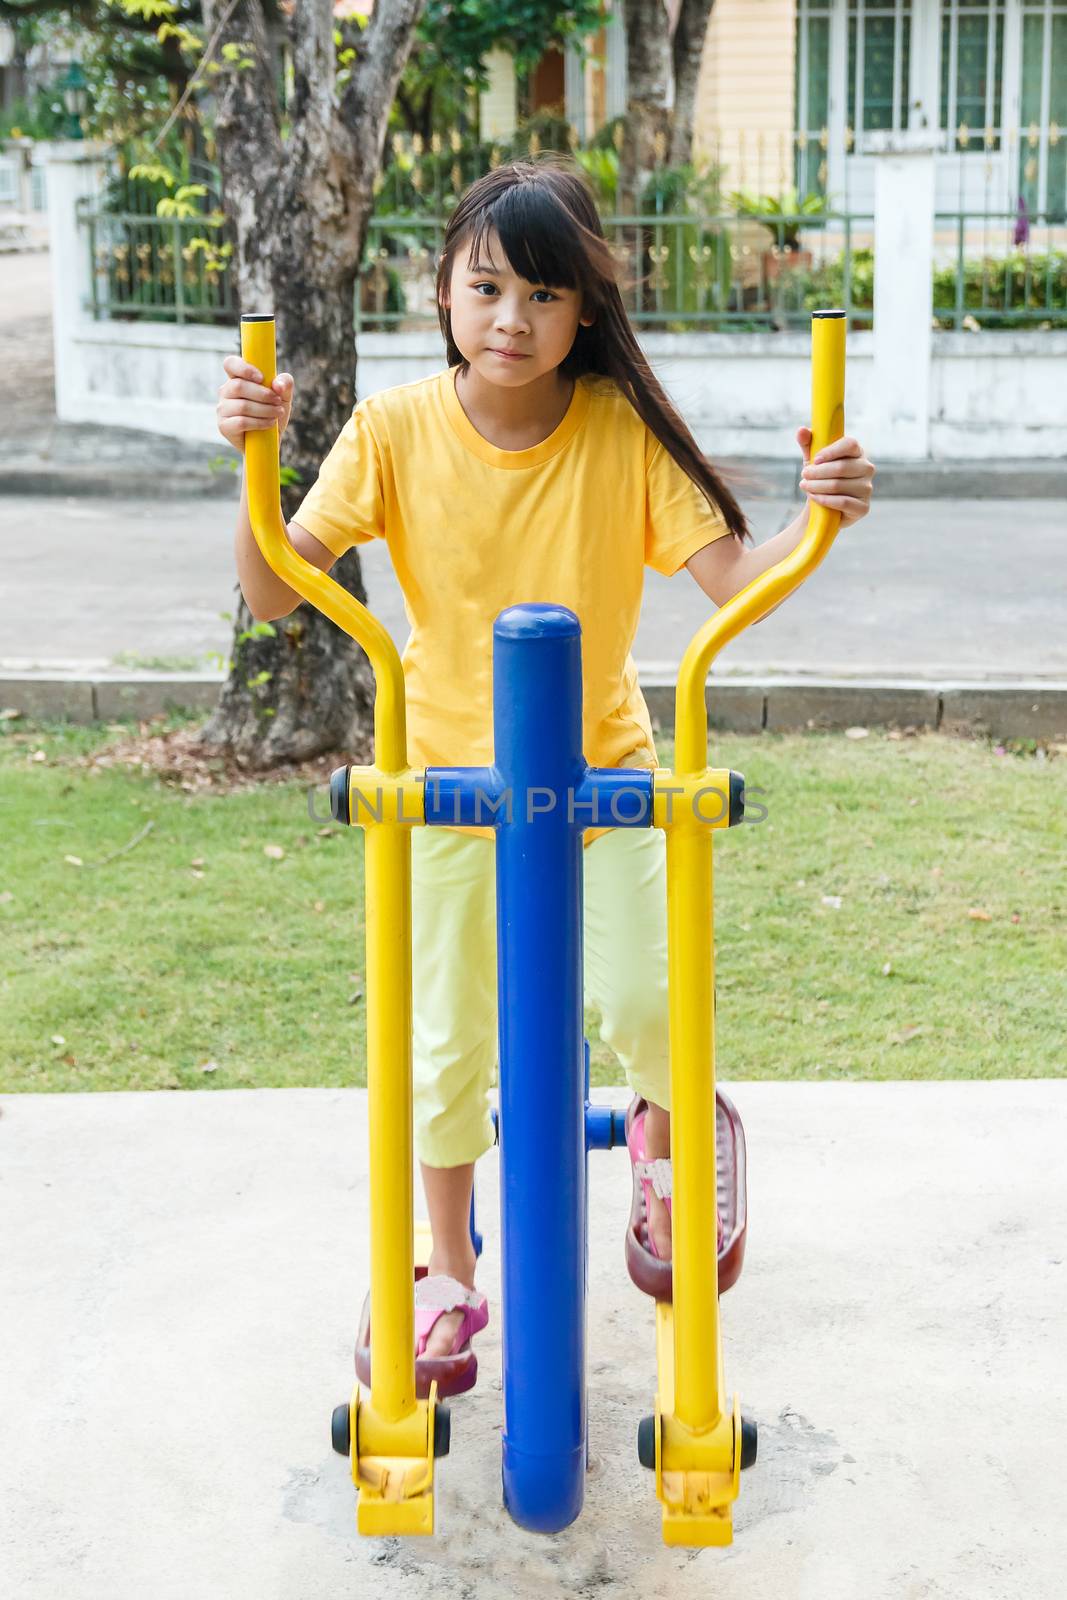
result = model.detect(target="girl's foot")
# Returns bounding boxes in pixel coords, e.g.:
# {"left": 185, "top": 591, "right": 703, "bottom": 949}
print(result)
{"left": 643, "top": 1102, "right": 672, "bottom": 1260}
{"left": 422, "top": 1246, "right": 479, "bottom": 1357}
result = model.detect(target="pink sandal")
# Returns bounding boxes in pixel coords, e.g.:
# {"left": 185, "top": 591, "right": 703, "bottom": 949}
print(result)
{"left": 414, "top": 1274, "right": 490, "bottom": 1357}
{"left": 355, "top": 1272, "right": 490, "bottom": 1400}
{"left": 627, "top": 1104, "right": 724, "bottom": 1260}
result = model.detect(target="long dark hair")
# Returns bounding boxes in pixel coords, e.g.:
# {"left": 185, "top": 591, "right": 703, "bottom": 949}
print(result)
{"left": 434, "top": 156, "right": 750, "bottom": 543}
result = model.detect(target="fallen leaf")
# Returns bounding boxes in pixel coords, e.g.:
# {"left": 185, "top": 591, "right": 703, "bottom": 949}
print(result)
{"left": 313, "top": 899, "right": 325, "bottom": 913}
{"left": 191, "top": 869, "right": 205, "bottom": 880}
{"left": 821, "top": 894, "right": 843, "bottom": 910}
{"left": 190, "top": 857, "right": 205, "bottom": 869}
{"left": 891, "top": 1024, "right": 925, "bottom": 1045}
{"left": 348, "top": 988, "right": 364, "bottom": 1006}
{"left": 0, "top": 707, "right": 21, "bottom": 721}
{"left": 199, "top": 1060, "right": 219, "bottom": 1074}
{"left": 886, "top": 729, "right": 903, "bottom": 741}
{"left": 61, "top": 1054, "right": 76, "bottom": 1067}
{"left": 64, "top": 855, "right": 83, "bottom": 868}
{"left": 317, "top": 826, "right": 336, "bottom": 838}
{"left": 1010, "top": 913, "right": 1021, "bottom": 925}
{"left": 31, "top": 749, "right": 47, "bottom": 763}
{"left": 931, "top": 866, "right": 943, "bottom": 877}
{"left": 882, "top": 961, "right": 893, "bottom": 976}
{"left": 845, "top": 726, "right": 869, "bottom": 740}
{"left": 51, "top": 1034, "right": 66, "bottom": 1046}
{"left": 263, "top": 844, "right": 285, "bottom": 861}
{"left": 967, "top": 908, "right": 992, "bottom": 922}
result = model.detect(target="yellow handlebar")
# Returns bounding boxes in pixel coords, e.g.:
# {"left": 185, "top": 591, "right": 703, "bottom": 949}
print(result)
{"left": 239, "top": 315, "right": 410, "bottom": 774}
{"left": 673, "top": 310, "right": 847, "bottom": 775}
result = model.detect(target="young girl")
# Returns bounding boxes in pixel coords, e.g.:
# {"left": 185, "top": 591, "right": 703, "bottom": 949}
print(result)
{"left": 218, "top": 158, "right": 874, "bottom": 1385}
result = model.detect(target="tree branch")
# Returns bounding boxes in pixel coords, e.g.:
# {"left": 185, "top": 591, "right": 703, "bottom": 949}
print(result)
{"left": 339, "top": 0, "right": 426, "bottom": 167}
{"left": 200, "top": 0, "right": 282, "bottom": 202}
{"left": 285, "top": 0, "right": 335, "bottom": 150}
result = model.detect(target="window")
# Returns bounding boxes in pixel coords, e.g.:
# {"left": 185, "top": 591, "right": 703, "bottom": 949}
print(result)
{"left": 795, "top": 0, "right": 833, "bottom": 194}
{"left": 940, "top": 0, "right": 1006, "bottom": 150}
{"left": 848, "top": 0, "right": 912, "bottom": 134}
{"left": 1019, "top": 1, "right": 1067, "bottom": 217}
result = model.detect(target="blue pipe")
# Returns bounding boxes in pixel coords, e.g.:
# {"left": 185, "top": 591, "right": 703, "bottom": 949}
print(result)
{"left": 424, "top": 604, "right": 648, "bottom": 1532}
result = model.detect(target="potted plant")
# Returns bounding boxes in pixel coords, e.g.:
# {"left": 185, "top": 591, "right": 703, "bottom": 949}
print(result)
{"left": 728, "top": 186, "right": 828, "bottom": 281}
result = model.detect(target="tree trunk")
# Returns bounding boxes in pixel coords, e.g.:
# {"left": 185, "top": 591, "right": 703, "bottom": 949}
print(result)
{"left": 669, "top": 0, "right": 715, "bottom": 170}
{"left": 619, "top": 0, "right": 672, "bottom": 209}
{"left": 197, "top": 0, "right": 426, "bottom": 769}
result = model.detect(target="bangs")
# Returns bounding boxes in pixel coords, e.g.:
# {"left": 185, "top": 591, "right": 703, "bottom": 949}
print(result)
{"left": 464, "top": 184, "right": 585, "bottom": 292}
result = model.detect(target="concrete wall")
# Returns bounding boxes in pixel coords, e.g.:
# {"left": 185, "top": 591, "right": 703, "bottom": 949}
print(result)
{"left": 49, "top": 320, "right": 1067, "bottom": 464}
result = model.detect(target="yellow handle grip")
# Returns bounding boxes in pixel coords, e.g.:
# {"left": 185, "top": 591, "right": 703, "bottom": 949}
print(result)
{"left": 673, "top": 310, "right": 847, "bottom": 775}
{"left": 239, "top": 315, "right": 409, "bottom": 773}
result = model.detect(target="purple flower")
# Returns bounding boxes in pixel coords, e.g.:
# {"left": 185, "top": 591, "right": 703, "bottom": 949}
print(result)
{"left": 1014, "top": 196, "right": 1030, "bottom": 247}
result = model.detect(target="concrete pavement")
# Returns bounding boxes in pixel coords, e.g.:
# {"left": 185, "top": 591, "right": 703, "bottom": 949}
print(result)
{"left": 1, "top": 1082, "right": 1063, "bottom": 1599}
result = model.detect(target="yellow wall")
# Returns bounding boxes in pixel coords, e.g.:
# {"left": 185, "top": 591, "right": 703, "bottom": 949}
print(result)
{"left": 693, "top": 0, "right": 798, "bottom": 197}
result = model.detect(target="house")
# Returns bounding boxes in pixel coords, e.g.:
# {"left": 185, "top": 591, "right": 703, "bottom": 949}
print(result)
{"left": 485, "top": 0, "right": 1064, "bottom": 218}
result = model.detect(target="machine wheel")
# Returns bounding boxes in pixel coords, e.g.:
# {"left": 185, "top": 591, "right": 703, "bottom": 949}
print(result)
{"left": 739, "top": 1414, "right": 758, "bottom": 1471}
{"left": 433, "top": 1403, "right": 451, "bottom": 1458}
{"left": 331, "top": 1402, "right": 351, "bottom": 1457}
{"left": 637, "top": 1414, "right": 656, "bottom": 1470}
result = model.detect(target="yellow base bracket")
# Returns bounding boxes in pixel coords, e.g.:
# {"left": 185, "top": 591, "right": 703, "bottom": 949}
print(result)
{"left": 653, "top": 1303, "right": 741, "bottom": 1548}
{"left": 348, "top": 1381, "right": 442, "bottom": 1537}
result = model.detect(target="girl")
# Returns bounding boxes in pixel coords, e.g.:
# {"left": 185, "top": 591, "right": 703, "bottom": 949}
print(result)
{"left": 217, "top": 157, "right": 875, "bottom": 1386}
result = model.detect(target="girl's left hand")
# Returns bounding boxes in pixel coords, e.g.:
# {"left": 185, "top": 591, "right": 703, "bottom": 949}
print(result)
{"left": 796, "top": 427, "right": 875, "bottom": 528}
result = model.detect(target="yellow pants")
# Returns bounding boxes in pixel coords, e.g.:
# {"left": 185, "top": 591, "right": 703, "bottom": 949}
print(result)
{"left": 411, "top": 825, "right": 671, "bottom": 1167}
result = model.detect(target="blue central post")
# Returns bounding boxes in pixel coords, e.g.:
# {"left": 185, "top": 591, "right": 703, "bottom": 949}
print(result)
{"left": 494, "top": 606, "right": 587, "bottom": 1531}
{"left": 425, "top": 604, "right": 652, "bottom": 1533}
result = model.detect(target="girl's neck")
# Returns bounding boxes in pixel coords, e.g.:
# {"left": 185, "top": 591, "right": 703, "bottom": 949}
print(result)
{"left": 454, "top": 363, "right": 575, "bottom": 451}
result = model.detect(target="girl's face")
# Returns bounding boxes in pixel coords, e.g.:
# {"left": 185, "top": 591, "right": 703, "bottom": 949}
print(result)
{"left": 441, "top": 227, "right": 594, "bottom": 387}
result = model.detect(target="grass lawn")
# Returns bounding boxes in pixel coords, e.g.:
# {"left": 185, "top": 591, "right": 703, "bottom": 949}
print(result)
{"left": 2, "top": 714, "right": 1064, "bottom": 1092}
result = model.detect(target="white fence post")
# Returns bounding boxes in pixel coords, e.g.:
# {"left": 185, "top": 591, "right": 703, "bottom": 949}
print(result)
{"left": 867, "top": 131, "right": 939, "bottom": 461}
{"left": 41, "top": 140, "right": 110, "bottom": 424}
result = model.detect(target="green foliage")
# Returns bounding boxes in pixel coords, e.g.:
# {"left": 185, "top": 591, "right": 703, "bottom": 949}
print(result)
{"left": 728, "top": 187, "right": 830, "bottom": 248}
{"left": 931, "top": 250, "right": 1067, "bottom": 328}
{"left": 410, "top": 0, "right": 604, "bottom": 92}
{"left": 802, "top": 247, "right": 875, "bottom": 328}
{"left": 0, "top": 88, "right": 70, "bottom": 142}
{"left": 572, "top": 145, "right": 619, "bottom": 207}
{"left": 641, "top": 161, "right": 724, "bottom": 216}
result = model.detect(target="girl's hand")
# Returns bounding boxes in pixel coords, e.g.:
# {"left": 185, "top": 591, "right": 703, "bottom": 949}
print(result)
{"left": 217, "top": 355, "right": 294, "bottom": 453}
{"left": 796, "top": 427, "right": 875, "bottom": 528}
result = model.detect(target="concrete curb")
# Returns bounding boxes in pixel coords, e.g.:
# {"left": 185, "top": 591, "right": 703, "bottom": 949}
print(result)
{"left": 3, "top": 672, "right": 1065, "bottom": 741}
{"left": 0, "top": 465, "right": 238, "bottom": 499}
{"left": 1, "top": 449, "right": 1064, "bottom": 501}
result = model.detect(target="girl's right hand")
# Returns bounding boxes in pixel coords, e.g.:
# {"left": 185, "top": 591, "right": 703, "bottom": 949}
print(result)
{"left": 217, "top": 355, "right": 294, "bottom": 452}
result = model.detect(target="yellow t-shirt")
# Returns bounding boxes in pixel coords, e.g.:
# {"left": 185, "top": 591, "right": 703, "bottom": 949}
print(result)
{"left": 293, "top": 365, "right": 730, "bottom": 836}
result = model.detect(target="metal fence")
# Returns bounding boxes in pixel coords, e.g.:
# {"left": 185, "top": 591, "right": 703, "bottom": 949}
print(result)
{"left": 932, "top": 211, "right": 1067, "bottom": 329}
{"left": 356, "top": 212, "right": 875, "bottom": 333}
{"left": 79, "top": 196, "right": 236, "bottom": 325}
{"left": 76, "top": 198, "right": 1066, "bottom": 335}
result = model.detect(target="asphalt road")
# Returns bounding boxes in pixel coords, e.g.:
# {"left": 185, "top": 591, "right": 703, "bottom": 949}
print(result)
{"left": 2, "top": 491, "right": 1064, "bottom": 680}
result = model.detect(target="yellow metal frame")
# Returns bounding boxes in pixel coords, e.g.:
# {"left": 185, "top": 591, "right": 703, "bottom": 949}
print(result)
{"left": 241, "top": 311, "right": 845, "bottom": 1546}
{"left": 646, "top": 311, "right": 847, "bottom": 1545}
{"left": 240, "top": 317, "right": 437, "bottom": 1535}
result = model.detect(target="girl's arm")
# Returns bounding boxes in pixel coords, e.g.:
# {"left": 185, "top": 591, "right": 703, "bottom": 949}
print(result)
{"left": 686, "top": 431, "right": 875, "bottom": 613}
{"left": 235, "top": 481, "right": 337, "bottom": 622}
